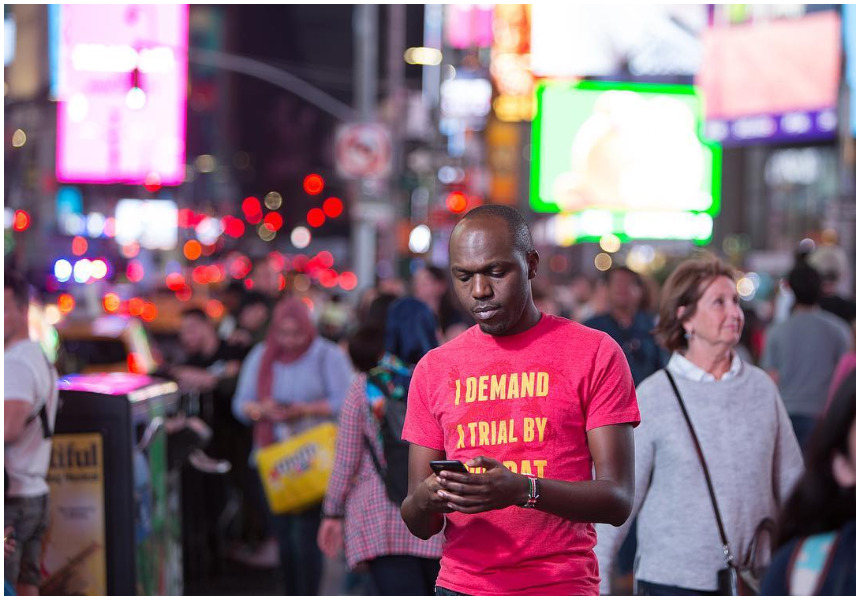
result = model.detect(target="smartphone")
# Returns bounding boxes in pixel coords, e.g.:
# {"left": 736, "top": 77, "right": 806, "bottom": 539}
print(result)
{"left": 430, "top": 460, "right": 469, "bottom": 475}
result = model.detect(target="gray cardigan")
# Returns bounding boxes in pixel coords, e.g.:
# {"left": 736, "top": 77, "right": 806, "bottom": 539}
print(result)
{"left": 594, "top": 359, "right": 803, "bottom": 592}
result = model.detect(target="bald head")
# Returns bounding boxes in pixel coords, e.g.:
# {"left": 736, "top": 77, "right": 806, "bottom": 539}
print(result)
{"left": 454, "top": 205, "right": 534, "bottom": 260}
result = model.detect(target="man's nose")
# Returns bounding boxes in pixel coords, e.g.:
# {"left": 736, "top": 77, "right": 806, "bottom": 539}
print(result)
{"left": 471, "top": 274, "right": 493, "bottom": 299}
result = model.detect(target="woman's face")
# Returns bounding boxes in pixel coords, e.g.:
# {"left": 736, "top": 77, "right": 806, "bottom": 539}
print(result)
{"left": 274, "top": 317, "right": 310, "bottom": 352}
{"left": 681, "top": 276, "right": 744, "bottom": 351}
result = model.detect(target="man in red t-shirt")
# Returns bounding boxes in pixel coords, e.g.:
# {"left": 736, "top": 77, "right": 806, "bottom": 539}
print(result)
{"left": 400, "top": 205, "right": 640, "bottom": 595}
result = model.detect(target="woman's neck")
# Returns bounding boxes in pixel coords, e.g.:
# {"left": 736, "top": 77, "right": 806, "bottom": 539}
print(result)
{"left": 682, "top": 344, "right": 734, "bottom": 380}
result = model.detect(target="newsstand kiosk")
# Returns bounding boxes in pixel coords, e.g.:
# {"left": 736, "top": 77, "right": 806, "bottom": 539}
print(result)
{"left": 41, "top": 373, "right": 182, "bottom": 595}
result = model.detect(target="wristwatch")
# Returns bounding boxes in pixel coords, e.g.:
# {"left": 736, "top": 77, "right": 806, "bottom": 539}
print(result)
{"left": 521, "top": 475, "right": 539, "bottom": 509}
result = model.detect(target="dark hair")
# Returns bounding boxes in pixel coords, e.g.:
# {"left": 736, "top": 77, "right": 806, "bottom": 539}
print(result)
{"left": 458, "top": 204, "right": 534, "bottom": 258}
{"left": 653, "top": 256, "right": 736, "bottom": 352}
{"left": 775, "top": 371, "right": 856, "bottom": 546}
{"left": 787, "top": 264, "right": 822, "bottom": 306}
{"left": 385, "top": 297, "right": 439, "bottom": 365}
{"left": 604, "top": 266, "right": 643, "bottom": 288}
{"left": 240, "top": 291, "right": 270, "bottom": 310}
{"left": 181, "top": 308, "right": 210, "bottom": 322}
{"left": 4, "top": 269, "right": 30, "bottom": 309}
{"left": 364, "top": 293, "right": 399, "bottom": 331}
{"left": 347, "top": 326, "right": 386, "bottom": 373}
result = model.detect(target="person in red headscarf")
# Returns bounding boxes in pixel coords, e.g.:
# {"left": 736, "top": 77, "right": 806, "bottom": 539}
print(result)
{"left": 232, "top": 296, "right": 353, "bottom": 595}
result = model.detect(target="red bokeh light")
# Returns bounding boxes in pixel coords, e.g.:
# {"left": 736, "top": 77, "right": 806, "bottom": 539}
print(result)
{"left": 141, "top": 303, "right": 158, "bottom": 322}
{"left": 206, "top": 299, "right": 224, "bottom": 320}
{"left": 12, "top": 210, "right": 30, "bottom": 232}
{"left": 302, "top": 297, "right": 314, "bottom": 312}
{"left": 319, "top": 269, "right": 338, "bottom": 288}
{"left": 166, "top": 273, "right": 186, "bottom": 291}
{"left": 316, "top": 251, "right": 334, "bottom": 268}
{"left": 176, "top": 285, "right": 193, "bottom": 302}
{"left": 292, "top": 255, "right": 309, "bottom": 271}
{"left": 277, "top": 274, "right": 287, "bottom": 291}
{"left": 103, "top": 293, "right": 121, "bottom": 313}
{"left": 128, "top": 297, "right": 145, "bottom": 316}
{"left": 205, "top": 264, "right": 224, "bottom": 283}
{"left": 58, "top": 293, "right": 75, "bottom": 313}
{"left": 339, "top": 271, "right": 358, "bottom": 291}
{"left": 126, "top": 260, "right": 145, "bottom": 282}
{"left": 222, "top": 216, "right": 245, "bottom": 238}
{"left": 71, "top": 236, "right": 88, "bottom": 256}
{"left": 178, "top": 208, "right": 194, "bottom": 228}
{"left": 322, "top": 197, "right": 343, "bottom": 218}
{"left": 242, "top": 197, "right": 261, "bottom": 215}
{"left": 307, "top": 208, "right": 325, "bottom": 228}
{"left": 303, "top": 174, "right": 325, "bottom": 195}
{"left": 144, "top": 172, "right": 162, "bottom": 193}
{"left": 264, "top": 212, "right": 284, "bottom": 231}
{"left": 230, "top": 256, "right": 252, "bottom": 279}
{"left": 445, "top": 191, "right": 468, "bottom": 213}
{"left": 244, "top": 278, "right": 254, "bottom": 290}
{"left": 192, "top": 266, "right": 208, "bottom": 285}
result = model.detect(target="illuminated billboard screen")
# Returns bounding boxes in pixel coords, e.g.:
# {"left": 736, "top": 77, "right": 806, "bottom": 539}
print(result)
{"left": 530, "top": 80, "right": 721, "bottom": 244}
{"left": 697, "top": 11, "right": 841, "bottom": 145}
{"left": 55, "top": 4, "right": 189, "bottom": 185}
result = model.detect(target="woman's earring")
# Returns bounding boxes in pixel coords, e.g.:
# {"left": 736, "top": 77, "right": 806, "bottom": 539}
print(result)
{"left": 684, "top": 329, "right": 693, "bottom": 341}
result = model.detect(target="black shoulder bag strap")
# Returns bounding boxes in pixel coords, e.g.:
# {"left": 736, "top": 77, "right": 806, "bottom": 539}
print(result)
{"left": 664, "top": 368, "right": 735, "bottom": 567}
{"left": 362, "top": 372, "right": 390, "bottom": 480}
{"left": 24, "top": 352, "right": 55, "bottom": 439}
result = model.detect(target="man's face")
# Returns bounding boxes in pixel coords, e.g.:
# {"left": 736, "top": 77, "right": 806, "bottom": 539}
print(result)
{"left": 179, "top": 316, "right": 209, "bottom": 354}
{"left": 4, "top": 289, "right": 27, "bottom": 345}
{"left": 449, "top": 216, "right": 538, "bottom": 336}
{"left": 607, "top": 270, "right": 642, "bottom": 314}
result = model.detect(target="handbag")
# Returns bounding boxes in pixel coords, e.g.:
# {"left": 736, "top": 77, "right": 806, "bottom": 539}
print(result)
{"left": 664, "top": 369, "right": 774, "bottom": 596}
{"left": 255, "top": 421, "right": 337, "bottom": 514}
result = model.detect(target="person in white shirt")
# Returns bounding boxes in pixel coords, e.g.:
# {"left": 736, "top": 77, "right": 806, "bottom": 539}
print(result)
{"left": 4, "top": 270, "right": 58, "bottom": 596}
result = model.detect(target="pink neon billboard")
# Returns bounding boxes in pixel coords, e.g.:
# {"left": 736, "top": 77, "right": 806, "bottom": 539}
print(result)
{"left": 55, "top": 4, "right": 189, "bottom": 185}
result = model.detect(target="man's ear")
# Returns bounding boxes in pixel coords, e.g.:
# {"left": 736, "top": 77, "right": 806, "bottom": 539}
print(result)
{"left": 527, "top": 251, "right": 539, "bottom": 280}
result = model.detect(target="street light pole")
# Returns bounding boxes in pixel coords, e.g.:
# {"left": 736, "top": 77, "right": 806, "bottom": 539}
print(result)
{"left": 351, "top": 4, "right": 379, "bottom": 292}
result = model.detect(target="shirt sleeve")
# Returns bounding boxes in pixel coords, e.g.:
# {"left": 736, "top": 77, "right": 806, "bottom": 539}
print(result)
{"left": 593, "top": 378, "right": 657, "bottom": 594}
{"left": 4, "top": 354, "right": 37, "bottom": 406}
{"left": 585, "top": 335, "right": 641, "bottom": 431}
{"left": 760, "top": 327, "right": 778, "bottom": 371}
{"left": 321, "top": 343, "right": 354, "bottom": 416}
{"left": 402, "top": 356, "right": 444, "bottom": 450}
{"left": 323, "top": 375, "right": 367, "bottom": 517}
{"left": 771, "top": 385, "right": 804, "bottom": 504}
{"left": 231, "top": 343, "right": 265, "bottom": 425}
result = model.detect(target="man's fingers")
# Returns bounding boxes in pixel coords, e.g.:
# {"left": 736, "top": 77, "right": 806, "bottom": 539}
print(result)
{"left": 466, "top": 455, "right": 503, "bottom": 470}
{"left": 437, "top": 489, "right": 487, "bottom": 507}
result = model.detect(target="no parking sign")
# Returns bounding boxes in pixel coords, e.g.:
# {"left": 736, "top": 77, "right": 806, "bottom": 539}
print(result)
{"left": 335, "top": 123, "right": 392, "bottom": 179}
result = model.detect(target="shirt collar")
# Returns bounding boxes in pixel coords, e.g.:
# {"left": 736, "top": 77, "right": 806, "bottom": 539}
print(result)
{"left": 667, "top": 351, "right": 743, "bottom": 383}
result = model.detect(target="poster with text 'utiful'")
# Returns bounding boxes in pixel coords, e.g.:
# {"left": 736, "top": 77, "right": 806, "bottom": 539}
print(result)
{"left": 42, "top": 433, "right": 107, "bottom": 596}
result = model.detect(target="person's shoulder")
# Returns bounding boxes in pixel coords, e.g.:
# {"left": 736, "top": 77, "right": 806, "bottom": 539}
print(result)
{"left": 635, "top": 368, "right": 671, "bottom": 399}
{"left": 545, "top": 313, "right": 607, "bottom": 341}
{"left": 816, "top": 310, "right": 852, "bottom": 337}
{"left": 739, "top": 362, "right": 781, "bottom": 393}
{"left": 582, "top": 312, "right": 610, "bottom": 329}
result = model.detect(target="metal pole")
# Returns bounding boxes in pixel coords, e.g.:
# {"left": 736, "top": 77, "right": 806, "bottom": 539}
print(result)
{"left": 352, "top": 5, "right": 379, "bottom": 291}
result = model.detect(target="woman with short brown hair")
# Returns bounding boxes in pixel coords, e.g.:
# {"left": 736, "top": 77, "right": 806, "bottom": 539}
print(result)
{"left": 596, "top": 255, "right": 804, "bottom": 595}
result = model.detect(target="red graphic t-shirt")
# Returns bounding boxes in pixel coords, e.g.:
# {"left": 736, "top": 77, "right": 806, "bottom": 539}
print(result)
{"left": 402, "top": 313, "right": 640, "bottom": 596}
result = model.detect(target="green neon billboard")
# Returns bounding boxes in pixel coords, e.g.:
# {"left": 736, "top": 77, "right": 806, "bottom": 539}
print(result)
{"left": 530, "top": 80, "right": 722, "bottom": 244}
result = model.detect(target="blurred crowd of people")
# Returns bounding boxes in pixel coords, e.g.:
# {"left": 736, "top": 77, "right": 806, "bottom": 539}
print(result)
{"left": 4, "top": 222, "right": 855, "bottom": 595}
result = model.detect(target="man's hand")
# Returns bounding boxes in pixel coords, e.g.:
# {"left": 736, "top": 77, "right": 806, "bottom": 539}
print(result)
{"left": 436, "top": 456, "right": 528, "bottom": 514}
{"left": 415, "top": 473, "right": 456, "bottom": 514}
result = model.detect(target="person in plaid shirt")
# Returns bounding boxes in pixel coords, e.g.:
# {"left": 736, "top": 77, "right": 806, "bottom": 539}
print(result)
{"left": 319, "top": 297, "right": 443, "bottom": 594}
